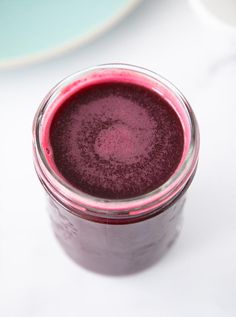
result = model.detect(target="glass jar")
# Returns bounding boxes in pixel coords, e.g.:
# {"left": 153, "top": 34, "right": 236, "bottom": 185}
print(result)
{"left": 32, "top": 64, "right": 200, "bottom": 275}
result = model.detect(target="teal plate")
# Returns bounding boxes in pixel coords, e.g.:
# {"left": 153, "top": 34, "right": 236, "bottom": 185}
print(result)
{"left": 0, "top": 0, "right": 140, "bottom": 68}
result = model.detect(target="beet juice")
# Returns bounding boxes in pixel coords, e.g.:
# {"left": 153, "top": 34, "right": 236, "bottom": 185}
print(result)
{"left": 33, "top": 64, "right": 199, "bottom": 275}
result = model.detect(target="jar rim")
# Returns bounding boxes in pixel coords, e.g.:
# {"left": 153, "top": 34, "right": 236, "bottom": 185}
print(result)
{"left": 33, "top": 63, "right": 200, "bottom": 219}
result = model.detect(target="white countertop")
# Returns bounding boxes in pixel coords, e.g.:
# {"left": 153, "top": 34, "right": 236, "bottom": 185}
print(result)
{"left": 0, "top": 0, "right": 236, "bottom": 316}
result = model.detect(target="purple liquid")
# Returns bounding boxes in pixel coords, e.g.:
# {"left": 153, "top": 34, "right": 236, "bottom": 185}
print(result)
{"left": 34, "top": 69, "right": 199, "bottom": 275}
{"left": 49, "top": 82, "right": 184, "bottom": 199}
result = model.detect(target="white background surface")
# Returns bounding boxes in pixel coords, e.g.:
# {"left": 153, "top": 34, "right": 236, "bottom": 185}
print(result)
{"left": 0, "top": 0, "right": 236, "bottom": 316}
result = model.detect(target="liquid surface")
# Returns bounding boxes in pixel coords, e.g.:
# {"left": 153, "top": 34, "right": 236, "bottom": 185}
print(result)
{"left": 49, "top": 82, "right": 184, "bottom": 199}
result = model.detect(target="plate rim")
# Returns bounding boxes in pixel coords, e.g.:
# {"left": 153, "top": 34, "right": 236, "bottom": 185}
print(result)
{"left": 0, "top": 0, "right": 142, "bottom": 69}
